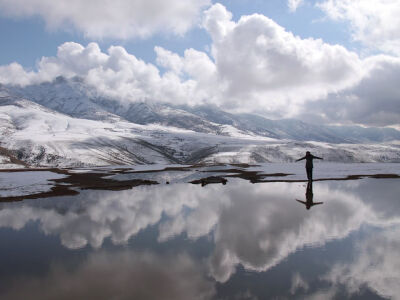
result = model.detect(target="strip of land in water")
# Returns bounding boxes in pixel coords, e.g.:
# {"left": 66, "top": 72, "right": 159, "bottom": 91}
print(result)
{"left": 1, "top": 164, "right": 399, "bottom": 202}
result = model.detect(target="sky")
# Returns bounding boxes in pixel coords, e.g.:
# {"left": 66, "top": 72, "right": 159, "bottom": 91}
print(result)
{"left": 0, "top": 0, "right": 399, "bottom": 128}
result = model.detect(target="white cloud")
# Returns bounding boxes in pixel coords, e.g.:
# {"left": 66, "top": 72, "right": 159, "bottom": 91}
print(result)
{"left": 202, "top": 3, "right": 235, "bottom": 42}
{"left": 0, "top": 42, "right": 209, "bottom": 106}
{"left": 318, "top": 0, "right": 400, "bottom": 55}
{"left": 0, "top": 41, "right": 218, "bottom": 106}
{"left": 0, "top": 0, "right": 210, "bottom": 39}
{"left": 155, "top": 45, "right": 218, "bottom": 101}
{"left": 0, "top": 62, "right": 37, "bottom": 86}
{"left": 288, "top": 0, "right": 304, "bottom": 12}
{"left": 0, "top": 3, "right": 399, "bottom": 126}
{"left": 202, "top": 3, "right": 363, "bottom": 116}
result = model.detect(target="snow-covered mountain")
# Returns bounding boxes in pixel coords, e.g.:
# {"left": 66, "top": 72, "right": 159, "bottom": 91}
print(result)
{"left": 9, "top": 76, "right": 400, "bottom": 142}
{"left": 1, "top": 77, "right": 400, "bottom": 168}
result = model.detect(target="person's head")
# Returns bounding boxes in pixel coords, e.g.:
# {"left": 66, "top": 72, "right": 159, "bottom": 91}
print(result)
{"left": 306, "top": 151, "right": 311, "bottom": 156}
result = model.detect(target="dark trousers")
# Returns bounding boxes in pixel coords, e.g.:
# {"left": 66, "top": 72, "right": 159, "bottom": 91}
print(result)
{"left": 306, "top": 167, "right": 313, "bottom": 181}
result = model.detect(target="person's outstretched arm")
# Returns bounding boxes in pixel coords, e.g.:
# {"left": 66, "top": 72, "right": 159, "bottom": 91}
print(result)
{"left": 296, "top": 199, "right": 307, "bottom": 205}
{"left": 295, "top": 156, "right": 306, "bottom": 162}
{"left": 312, "top": 155, "right": 323, "bottom": 160}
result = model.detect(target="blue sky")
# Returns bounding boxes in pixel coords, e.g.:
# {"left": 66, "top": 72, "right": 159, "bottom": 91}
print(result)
{"left": 0, "top": 0, "right": 354, "bottom": 68}
{"left": 0, "top": 0, "right": 399, "bottom": 127}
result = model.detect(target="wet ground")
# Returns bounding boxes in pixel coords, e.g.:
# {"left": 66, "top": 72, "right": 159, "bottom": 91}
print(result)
{"left": 0, "top": 163, "right": 399, "bottom": 299}
{"left": 1, "top": 162, "right": 399, "bottom": 202}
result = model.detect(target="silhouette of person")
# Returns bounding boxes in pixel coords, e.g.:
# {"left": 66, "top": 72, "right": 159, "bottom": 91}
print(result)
{"left": 296, "top": 181, "right": 323, "bottom": 210}
{"left": 295, "top": 151, "right": 323, "bottom": 181}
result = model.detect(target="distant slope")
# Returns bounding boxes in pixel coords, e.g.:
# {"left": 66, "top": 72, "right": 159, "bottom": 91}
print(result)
{"left": 185, "top": 105, "right": 400, "bottom": 143}
{"left": 6, "top": 76, "right": 400, "bottom": 143}
{"left": 9, "top": 77, "right": 223, "bottom": 134}
{"left": 1, "top": 78, "right": 400, "bottom": 168}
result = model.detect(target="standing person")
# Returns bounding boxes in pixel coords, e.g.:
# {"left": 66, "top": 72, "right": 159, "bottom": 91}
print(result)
{"left": 295, "top": 151, "right": 323, "bottom": 181}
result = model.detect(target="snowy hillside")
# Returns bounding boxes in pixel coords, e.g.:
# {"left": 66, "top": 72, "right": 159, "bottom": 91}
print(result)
{"left": 8, "top": 77, "right": 400, "bottom": 142}
{"left": 1, "top": 78, "right": 400, "bottom": 168}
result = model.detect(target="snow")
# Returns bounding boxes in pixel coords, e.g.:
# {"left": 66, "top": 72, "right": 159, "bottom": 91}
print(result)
{"left": 246, "top": 162, "right": 400, "bottom": 181}
{"left": 0, "top": 171, "right": 66, "bottom": 197}
{"left": 0, "top": 80, "right": 399, "bottom": 168}
{"left": 0, "top": 163, "right": 398, "bottom": 200}
{"left": 0, "top": 163, "right": 24, "bottom": 169}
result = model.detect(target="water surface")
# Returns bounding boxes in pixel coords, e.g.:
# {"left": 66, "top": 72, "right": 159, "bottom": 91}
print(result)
{"left": 0, "top": 177, "right": 399, "bottom": 299}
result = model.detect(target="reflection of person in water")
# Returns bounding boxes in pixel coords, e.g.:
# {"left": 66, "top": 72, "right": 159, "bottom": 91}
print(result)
{"left": 296, "top": 181, "right": 323, "bottom": 210}
{"left": 295, "top": 151, "right": 323, "bottom": 181}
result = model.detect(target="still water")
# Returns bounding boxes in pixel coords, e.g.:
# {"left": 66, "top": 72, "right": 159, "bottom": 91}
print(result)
{"left": 0, "top": 178, "right": 399, "bottom": 299}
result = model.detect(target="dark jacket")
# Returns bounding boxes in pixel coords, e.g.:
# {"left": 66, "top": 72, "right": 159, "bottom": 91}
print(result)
{"left": 296, "top": 153, "right": 322, "bottom": 169}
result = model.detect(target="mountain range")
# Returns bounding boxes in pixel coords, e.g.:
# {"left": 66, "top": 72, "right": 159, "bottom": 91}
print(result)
{"left": 1, "top": 76, "right": 399, "bottom": 168}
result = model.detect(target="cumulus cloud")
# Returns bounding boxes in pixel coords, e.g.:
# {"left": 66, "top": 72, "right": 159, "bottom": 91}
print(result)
{"left": 318, "top": 0, "right": 400, "bottom": 55}
{"left": 202, "top": 3, "right": 363, "bottom": 115}
{"left": 0, "top": 3, "right": 399, "bottom": 126}
{"left": 0, "top": 0, "right": 210, "bottom": 39}
{"left": 0, "top": 42, "right": 208, "bottom": 105}
{"left": 0, "top": 63, "right": 38, "bottom": 86}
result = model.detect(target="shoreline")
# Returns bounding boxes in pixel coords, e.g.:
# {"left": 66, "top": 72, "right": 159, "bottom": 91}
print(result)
{"left": 1, "top": 165, "right": 399, "bottom": 202}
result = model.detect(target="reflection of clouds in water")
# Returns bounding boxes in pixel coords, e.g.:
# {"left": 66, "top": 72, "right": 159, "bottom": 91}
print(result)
{"left": 304, "top": 288, "right": 337, "bottom": 300}
{"left": 1, "top": 180, "right": 400, "bottom": 284}
{"left": 0, "top": 184, "right": 220, "bottom": 249}
{"left": 208, "top": 183, "right": 377, "bottom": 282}
{"left": 340, "top": 179, "right": 400, "bottom": 221}
{"left": 2, "top": 250, "right": 215, "bottom": 300}
{"left": 323, "top": 226, "right": 400, "bottom": 300}
{"left": 158, "top": 186, "right": 230, "bottom": 242}
{"left": 290, "top": 272, "right": 309, "bottom": 295}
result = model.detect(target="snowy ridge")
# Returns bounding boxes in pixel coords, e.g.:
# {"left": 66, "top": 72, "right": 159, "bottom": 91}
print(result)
{"left": 7, "top": 77, "right": 400, "bottom": 142}
{"left": 1, "top": 78, "right": 400, "bottom": 168}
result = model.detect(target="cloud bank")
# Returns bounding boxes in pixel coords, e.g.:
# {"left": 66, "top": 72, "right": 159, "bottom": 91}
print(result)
{"left": 0, "top": 3, "right": 399, "bottom": 126}
{"left": 0, "top": 0, "right": 210, "bottom": 39}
